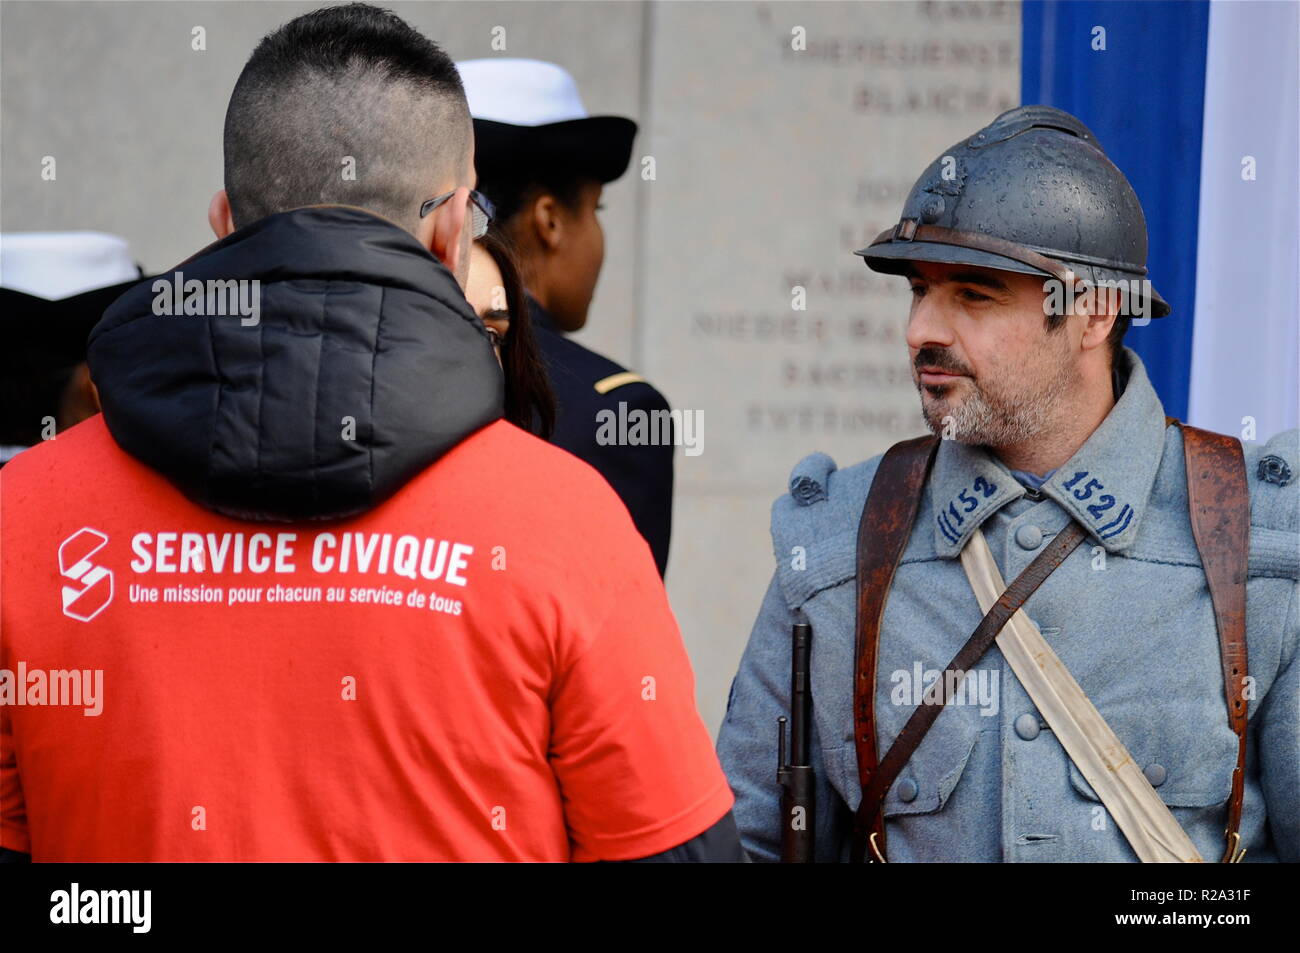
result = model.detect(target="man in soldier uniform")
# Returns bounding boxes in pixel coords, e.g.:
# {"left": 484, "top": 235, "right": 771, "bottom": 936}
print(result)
{"left": 718, "top": 106, "right": 1298, "bottom": 862}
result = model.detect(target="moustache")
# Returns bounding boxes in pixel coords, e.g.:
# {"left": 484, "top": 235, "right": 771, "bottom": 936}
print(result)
{"left": 914, "top": 347, "right": 973, "bottom": 377}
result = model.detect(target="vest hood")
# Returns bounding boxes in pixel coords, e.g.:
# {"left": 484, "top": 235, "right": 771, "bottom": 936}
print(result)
{"left": 88, "top": 206, "right": 504, "bottom": 522}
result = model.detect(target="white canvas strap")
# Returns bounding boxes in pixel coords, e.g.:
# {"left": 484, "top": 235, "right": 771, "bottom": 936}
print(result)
{"left": 960, "top": 527, "right": 1204, "bottom": 863}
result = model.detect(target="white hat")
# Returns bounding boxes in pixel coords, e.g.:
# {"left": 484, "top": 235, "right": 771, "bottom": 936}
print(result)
{"left": 458, "top": 58, "right": 592, "bottom": 126}
{"left": 0, "top": 231, "right": 139, "bottom": 300}
{"left": 455, "top": 58, "right": 637, "bottom": 185}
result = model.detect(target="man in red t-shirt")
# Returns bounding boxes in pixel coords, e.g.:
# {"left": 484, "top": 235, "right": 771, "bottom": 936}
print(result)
{"left": 0, "top": 4, "right": 739, "bottom": 862}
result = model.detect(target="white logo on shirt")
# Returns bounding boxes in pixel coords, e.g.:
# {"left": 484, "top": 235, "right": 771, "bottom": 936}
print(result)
{"left": 59, "top": 527, "right": 114, "bottom": 622}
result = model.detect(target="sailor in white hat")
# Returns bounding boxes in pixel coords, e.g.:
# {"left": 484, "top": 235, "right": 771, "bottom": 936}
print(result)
{"left": 0, "top": 231, "right": 143, "bottom": 465}
{"left": 458, "top": 58, "right": 675, "bottom": 576}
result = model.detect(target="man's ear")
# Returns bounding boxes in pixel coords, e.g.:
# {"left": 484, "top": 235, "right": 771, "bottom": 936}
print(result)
{"left": 1076, "top": 283, "right": 1119, "bottom": 353}
{"left": 529, "top": 193, "right": 564, "bottom": 253}
{"left": 420, "top": 186, "right": 470, "bottom": 282}
{"left": 208, "top": 190, "right": 236, "bottom": 239}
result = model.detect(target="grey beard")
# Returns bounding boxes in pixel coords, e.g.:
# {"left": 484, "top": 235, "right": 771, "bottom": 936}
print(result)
{"left": 919, "top": 366, "right": 1074, "bottom": 447}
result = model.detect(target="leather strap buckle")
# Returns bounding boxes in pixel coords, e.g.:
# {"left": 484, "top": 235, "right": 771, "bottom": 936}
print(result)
{"left": 1222, "top": 831, "right": 1246, "bottom": 864}
{"left": 867, "top": 831, "right": 888, "bottom": 863}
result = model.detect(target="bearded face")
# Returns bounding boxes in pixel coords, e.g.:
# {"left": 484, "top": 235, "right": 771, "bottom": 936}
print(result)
{"left": 912, "top": 332, "right": 1077, "bottom": 446}
{"left": 903, "top": 261, "right": 1090, "bottom": 449}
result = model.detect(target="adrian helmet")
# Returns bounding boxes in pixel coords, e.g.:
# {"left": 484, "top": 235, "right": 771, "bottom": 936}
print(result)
{"left": 857, "top": 105, "right": 1169, "bottom": 318}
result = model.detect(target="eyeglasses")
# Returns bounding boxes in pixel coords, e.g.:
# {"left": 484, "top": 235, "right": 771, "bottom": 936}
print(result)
{"left": 419, "top": 189, "right": 495, "bottom": 239}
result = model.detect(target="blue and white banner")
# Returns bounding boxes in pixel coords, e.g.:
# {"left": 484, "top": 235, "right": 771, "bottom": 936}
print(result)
{"left": 1189, "top": 0, "right": 1299, "bottom": 439}
{"left": 1023, "top": 0, "right": 1298, "bottom": 436}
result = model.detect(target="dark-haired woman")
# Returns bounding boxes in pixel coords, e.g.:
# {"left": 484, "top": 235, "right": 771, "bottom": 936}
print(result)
{"left": 465, "top": 229, "right": 556, "bottom": 439}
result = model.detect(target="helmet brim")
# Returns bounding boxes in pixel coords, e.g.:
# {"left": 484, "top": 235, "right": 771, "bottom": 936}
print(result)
{"left": 858, "top": 238, "right": 1050, "bottom": 280}
{"left": 856, "top": 240, "right": 1171, "bottom": 318}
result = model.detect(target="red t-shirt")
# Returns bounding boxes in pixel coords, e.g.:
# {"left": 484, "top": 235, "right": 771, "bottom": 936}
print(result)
{"left": 0, "top": 416, "right": 731, "bottom": 861}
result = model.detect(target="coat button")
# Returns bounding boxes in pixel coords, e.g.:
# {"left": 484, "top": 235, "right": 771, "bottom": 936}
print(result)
{"left": 1015, "top": 524, "right": 1044, "bottom": 550}
{"left": 1014, "top": 713, "right": 1041, "bottom": 740}
{"left": 896, "top": 778, "right": 919, "bottom": 802}
{"left": 1144, "top": 763, "right": 1167, "bottom": 787}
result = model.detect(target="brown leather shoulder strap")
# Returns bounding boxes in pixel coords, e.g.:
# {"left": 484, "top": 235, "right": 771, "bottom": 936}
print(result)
{"left": 852, "top": 513, "right": 1086, "bottom": 862}
{"left": 851, "top": 435, "right": 939, "bottom": 863}
{"left": 1172, "top": 418, "right": 1250, "bottom": 862}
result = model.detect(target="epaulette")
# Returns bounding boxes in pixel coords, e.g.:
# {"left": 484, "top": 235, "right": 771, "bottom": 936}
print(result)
{"left": 593, "top": 371, "right": 645, "bottom": 395}
{"left": 772, "top": 452, "right": 884, "bottom": 610}
{"left": 1244, "top": 428, "right": 1299, "bottom": 580}
{"left": 787, "top": 451, "right": 837, "bottom": 506}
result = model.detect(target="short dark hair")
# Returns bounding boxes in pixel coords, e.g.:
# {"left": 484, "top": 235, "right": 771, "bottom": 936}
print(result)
{"left": 1044, "top": 300, "right": 1130, "bottom": 366}
{"left": 475, "top": 168, "right": 592, "bottom": 232}
{"left": 1106, "top": 314, "right": 1131, "bottom": 362}
{"left": 223, "top": 3, "right": 469, "bottom": 232}
{"left": 477, "top": 228, "right": 556, "bottom": 438}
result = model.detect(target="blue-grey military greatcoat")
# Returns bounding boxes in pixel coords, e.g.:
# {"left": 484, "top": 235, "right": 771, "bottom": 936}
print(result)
{"left": 717, "top": 348, "right": 1299, "bottom": 862}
